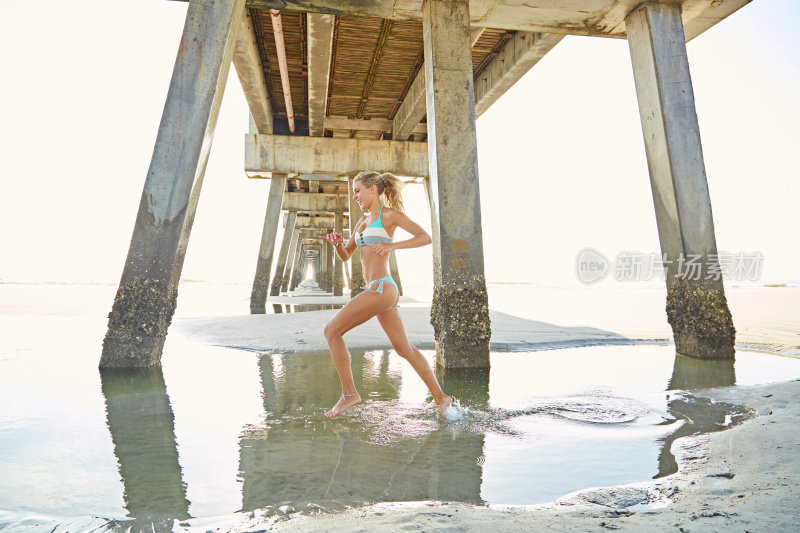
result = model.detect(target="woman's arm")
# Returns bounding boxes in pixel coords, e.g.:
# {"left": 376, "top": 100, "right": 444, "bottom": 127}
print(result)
{"left": 321, "top": 214, "right": 365, "bottom": 262}
{"left": 371, "top": 210, "right": 431, "bottom": 257}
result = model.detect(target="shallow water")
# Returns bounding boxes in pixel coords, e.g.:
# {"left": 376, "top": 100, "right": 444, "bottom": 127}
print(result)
{"left": 2, "top": 283, "right": 800, "bottom": 531}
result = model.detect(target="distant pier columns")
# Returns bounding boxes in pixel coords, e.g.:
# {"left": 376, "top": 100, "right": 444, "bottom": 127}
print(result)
{"left": 325, "top": 233, "right": 335, "bottom": 292}
{"left": 348, "top": 177, "right": 365, "bottom": 296}
{"left": 333, "top": 213, "right": 344, "bottom": 296}
{"left": 626, "top": 3, "right": 735, "bottom": 359}
{"left": 288, "top": 242, "right": 304, "bottom": 292}
{"left": 422, "top": 0, "right": 491, "bottom": 368}
{"left": 251, "top": 173, "right": 287, "bottom": 312}
{"left": 100, "top": 0, "right": 245, "bottom": 368}
{"left": 319, "top": 239, "right": 330, "bottom": 292}
{"left": 270, "top": 211, "right": 297, "bottom": 296}
{"left": 280, "top": 225, "right": 300, "bottom": 293}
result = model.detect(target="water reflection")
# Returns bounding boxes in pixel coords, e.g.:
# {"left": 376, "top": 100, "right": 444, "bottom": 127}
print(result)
{"left": 100, "top": 367, "right": 189, "bottom": 530}
{"left": 437, "top": 367, "right": 490, "bottom": 409}
{"left": 238, "top": 351, "right": 485, "bottom": 513}
{"left": 668, "top": 353, "right": 736, "bottom": 390}
{"left": 655, "top": 353, "right": 744, "bottom": 478}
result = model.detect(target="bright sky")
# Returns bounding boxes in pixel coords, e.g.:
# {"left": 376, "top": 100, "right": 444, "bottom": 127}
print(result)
{"left": 1, "top": 1, "right": 798, "bottom": 286}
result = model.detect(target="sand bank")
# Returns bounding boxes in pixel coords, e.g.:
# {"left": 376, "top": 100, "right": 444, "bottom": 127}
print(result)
{"left": 175, "top": 297, "right": 670, "bottom": 354}
{"left": 175, "top": 288, "right": 800, "bottom": 357}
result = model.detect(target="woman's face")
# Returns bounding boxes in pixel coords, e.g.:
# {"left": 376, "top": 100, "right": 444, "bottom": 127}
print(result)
{"left": 353, "top": 180, "right": 378, "bottom": 209}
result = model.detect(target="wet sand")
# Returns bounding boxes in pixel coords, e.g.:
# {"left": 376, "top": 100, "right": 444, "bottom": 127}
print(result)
{"left": 228, "top": 379, "right": 800, "bottom": 532}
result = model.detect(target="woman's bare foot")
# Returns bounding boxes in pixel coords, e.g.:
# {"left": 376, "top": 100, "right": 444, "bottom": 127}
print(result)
{"left": 435, "top": 394, "right": 453, "bottom": 418}
{"left": 325, "top": 392, "right": 361, "bottom": 418}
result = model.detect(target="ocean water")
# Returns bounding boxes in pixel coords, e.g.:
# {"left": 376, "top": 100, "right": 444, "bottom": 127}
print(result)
{"left": 1, "top": 281, "right": 799, "bottom": 532}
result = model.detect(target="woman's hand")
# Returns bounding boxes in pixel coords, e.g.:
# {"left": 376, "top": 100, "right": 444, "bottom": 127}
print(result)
{"left": 371, "top": 242, "right": 396, "bottom": 257}
{"left": 320, "top": 232, "right": 344, "bottom": 246}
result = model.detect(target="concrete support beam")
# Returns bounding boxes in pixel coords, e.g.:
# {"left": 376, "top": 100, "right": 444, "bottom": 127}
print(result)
{"left": 392, "top": 19, "right": 482, "bottom": 141}
{"left": 307, "top": 14, "right": 335, "bottom": 137}
{"left": 245, "top": 134, "right": 429, "bottom": 178}
{"left": 281, "top": 192, "right": 349, "bottom": 213}
{"left": 280, "top": 226, "right": 300, "bottom": 293}
{"left": 626, "top": 3, "right": 734, "bottom": 359}
{"left": 392, "top": 68, "right": 428, "bottom": 142}
{"left": 333, "top": 212, "right": 344, "bottom": 296}
{"left": 245, "top": 0, "right": 752, "bottom": 41}
{"left": 423, "top": 0, "right": 491, "bottom": 369}
{"left": 327, "top": 116, "right": 390, "bottom": 133}
{"left": 327, "top": 116, "right": 427, "bottom": 136}
{"left": 101, "top": 0, "right": 244, "bottom": 368}
{"left": 250, "top": 173, "right": 286, "bottom": 312}
{"left": 234, "top": 8, "right": 273, "bottom": 134}
{"left": 474, "top": 31, "right": 565, "bottom": 118}
{"left": 269, "top": 211, "right": 297, "bottom": 296}
{"left": 348, "top": 177, "right": 365, "bottom": 296}
{"left": 295, "top": 214, "right": 347, "bottom": 228}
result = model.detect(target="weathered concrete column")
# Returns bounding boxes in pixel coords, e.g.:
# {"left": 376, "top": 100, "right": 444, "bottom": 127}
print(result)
{"left": 423, "top": 0, "right": 491, "bottom": 368}
{"left": 348, "top": 177, "right": 365, "bottom": 296}
{"left": 325, "top": 233, "right": 335, "bottom": 293}
{"left": 626, "top": 3, "right": 735, "bottom": 359}
{"left": 389, "top": 252, "right": 403, "bottom": 296}
{"left": 251, "top": 173, "right": 287, "bottom": 312}
{"left": 319, "top": 238, "right": 331, "bottom": 292}
{"left": 269, "top": 211, "right": 297, "bottom": 296}
{"left": 333, "top": 213, "right": 344, "bottom": 296}
{"left": 101, "top": 0, "right": 245, "bottom": 368}
{"left": 288, "top": 243, "right": 303, "bottom": 291}
{"left": 280, "top": 226, "right": 300, "bottom": 293}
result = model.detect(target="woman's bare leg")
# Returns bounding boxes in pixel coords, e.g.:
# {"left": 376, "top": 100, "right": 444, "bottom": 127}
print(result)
{"left": 376, "top": 304, "right": 452, "bottom": 412}
{"left": 323, "top": 289, "right": 396, "bottom": 417}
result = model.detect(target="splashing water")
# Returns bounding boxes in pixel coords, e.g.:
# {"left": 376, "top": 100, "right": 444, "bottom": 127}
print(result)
{"left": 440, "top": 398, "right": 469, "bottom": 422}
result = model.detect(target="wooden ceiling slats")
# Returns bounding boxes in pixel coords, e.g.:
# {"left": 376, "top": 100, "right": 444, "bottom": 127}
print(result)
{"left": 252, "top": 10, "right": 510, "bottom": 135}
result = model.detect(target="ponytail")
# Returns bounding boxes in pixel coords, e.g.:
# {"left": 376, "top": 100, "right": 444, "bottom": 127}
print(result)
{"left": 354, "top": 170, "right": 405, "bottom": 211}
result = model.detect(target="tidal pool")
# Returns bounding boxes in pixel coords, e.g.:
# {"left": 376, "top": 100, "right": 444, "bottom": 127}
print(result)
{"left": 2, "top": 305, "right": 800, "bottom": 533}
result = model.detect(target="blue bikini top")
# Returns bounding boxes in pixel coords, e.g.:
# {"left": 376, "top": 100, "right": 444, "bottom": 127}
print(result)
{"left": 356, "top": 205, "right": 392, "bottom": 248}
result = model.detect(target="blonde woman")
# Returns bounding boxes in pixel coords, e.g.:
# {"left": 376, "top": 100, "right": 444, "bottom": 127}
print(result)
{"left": 320, "top": 171, "right": 452, "bottom": 418}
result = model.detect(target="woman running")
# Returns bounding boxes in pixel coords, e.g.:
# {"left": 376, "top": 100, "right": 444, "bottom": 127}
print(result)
{"left": 320, "top": 171, "right": 452, "bottom": 418}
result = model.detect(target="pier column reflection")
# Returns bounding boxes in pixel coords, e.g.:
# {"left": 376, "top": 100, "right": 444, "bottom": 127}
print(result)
{"left": 655, "top": 353, "right": 737, "bottom": 477}
{"left": 238, "top": 352, "right": 487, "bottom": 513}
{"left": 100, "top": 367, "right": 190, "bottom": 528}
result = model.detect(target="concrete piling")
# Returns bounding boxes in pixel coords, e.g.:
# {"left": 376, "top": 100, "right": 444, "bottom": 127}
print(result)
{"left": 422, "top": 0, "right": 491, "bottom": 368}
{"left": 100, "top": 0, "right": 245, "bottom": 368}
{"left": 289, "top": 243, "right": 303, "bottom": 292}
{"left": 325, "top": 233, "right": 335, "bottom": 293}
{"left": 333, "top": 213, "right": 344, "bottom": 296}
{"left": 348, "top": 177, "right": 365, "bottom": 296}
{"left": 626, "top": 3, "right": 735, "bottom": 359}
{"left": 269, "top": 211, "right": 297, "bottom": 296}
{"left": 280, "top": 226, "right": 300, "bottom": 293}
{"left": 251, "top": 173, "right": 286, "bottom": 312}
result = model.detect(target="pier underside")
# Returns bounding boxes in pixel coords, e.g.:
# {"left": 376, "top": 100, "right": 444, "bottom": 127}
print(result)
{"left": 102, "top": 0, "right": 749, "bottom": 368}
